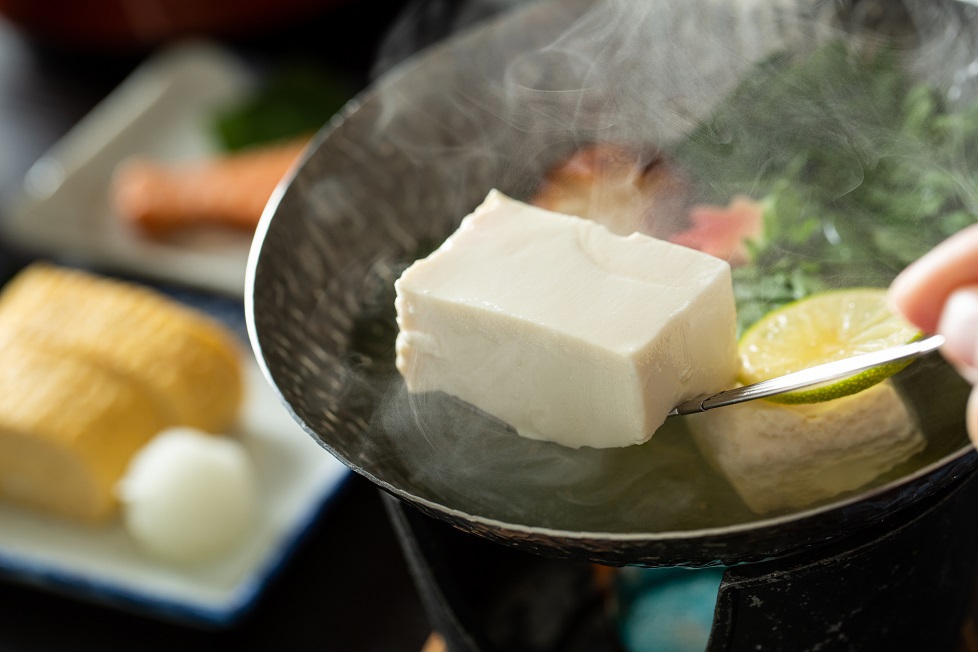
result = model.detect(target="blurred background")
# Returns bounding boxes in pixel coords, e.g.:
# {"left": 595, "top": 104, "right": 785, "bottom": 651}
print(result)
{"left": 0, "top": 0, "right": 505, "bottom": 210}
{"left": 0, "top": 1, "right": 482, "bottom": 649}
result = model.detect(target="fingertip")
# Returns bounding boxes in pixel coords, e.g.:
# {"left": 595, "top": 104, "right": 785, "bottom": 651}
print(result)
{"left": 888, "top": 223, "right": 978, "bottom": 333}
{"left": 887, "top": 260, "right": 940, "bottom": 333}
{"left": 938, "top": 286, "right": 978, "bottom": 370}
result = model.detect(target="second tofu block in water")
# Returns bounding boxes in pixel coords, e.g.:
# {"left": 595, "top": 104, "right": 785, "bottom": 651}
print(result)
{"left": 687, "top": 380, "right": 924, "bottom": 514}
{"left": 394, "top": 190, "right": 739, "bottom": 449}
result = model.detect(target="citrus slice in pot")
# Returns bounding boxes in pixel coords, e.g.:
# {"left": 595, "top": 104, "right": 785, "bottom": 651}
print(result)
{"left": 738, "top": 288, "right": 924, "bottom": 404}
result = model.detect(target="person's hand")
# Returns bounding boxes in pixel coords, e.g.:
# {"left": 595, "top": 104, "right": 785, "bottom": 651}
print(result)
{"left": 889, "top": 222, "right": 978, "bottom": 444}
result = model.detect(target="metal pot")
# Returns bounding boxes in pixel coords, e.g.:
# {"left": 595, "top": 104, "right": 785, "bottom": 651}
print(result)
{"left": 246, "top": 0, "right": 978, "bottom": 567}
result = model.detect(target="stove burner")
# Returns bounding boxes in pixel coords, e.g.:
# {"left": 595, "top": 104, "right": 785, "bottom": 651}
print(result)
{"left": 386, "top": 464, "right": 978, "bottom": 651}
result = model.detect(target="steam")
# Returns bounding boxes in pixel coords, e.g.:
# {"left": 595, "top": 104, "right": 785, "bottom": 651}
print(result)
{"left": 300, "top": 0, "right": 978, "bottom": 535}
{"left": 368, "top": 379, "right": 748, "bottom": 532}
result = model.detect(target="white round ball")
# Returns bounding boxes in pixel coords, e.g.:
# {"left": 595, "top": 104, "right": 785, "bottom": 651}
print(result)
{"left": 117, "top": 428, "right": 257, "bottom": 564}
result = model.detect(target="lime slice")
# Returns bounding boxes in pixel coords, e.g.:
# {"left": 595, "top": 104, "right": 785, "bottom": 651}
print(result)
{"left": 738, "top": 288, "right": 923, "bottom": 404}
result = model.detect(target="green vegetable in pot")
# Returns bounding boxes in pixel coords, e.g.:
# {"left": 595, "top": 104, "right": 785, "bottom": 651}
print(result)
{"left": 671, "top": 40, "right": 978, "bottom": 334}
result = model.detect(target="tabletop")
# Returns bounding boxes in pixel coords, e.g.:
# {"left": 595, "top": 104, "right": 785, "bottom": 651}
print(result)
{"left": 5, "top": 2, "right": 978, "bottom": 651}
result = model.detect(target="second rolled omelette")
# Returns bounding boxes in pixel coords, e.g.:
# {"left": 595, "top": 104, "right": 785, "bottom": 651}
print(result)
{"left": 0, "top": 262, "right": 244, "bottom": 523}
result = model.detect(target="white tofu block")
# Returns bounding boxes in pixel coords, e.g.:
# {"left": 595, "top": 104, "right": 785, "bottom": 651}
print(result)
{"left": 394, "top": 189, "right": 739, "bottom": 449}
{"left": 688, "top": 380, "right": 925, "bottom": 514}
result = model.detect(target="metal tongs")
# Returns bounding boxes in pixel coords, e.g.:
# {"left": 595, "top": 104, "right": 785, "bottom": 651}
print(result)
{"left": 669, "top": 334, "right": 946, "bottom": 416}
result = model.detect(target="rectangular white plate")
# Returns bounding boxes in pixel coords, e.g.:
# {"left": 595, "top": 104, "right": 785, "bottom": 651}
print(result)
{"left": 1, "top": 40, "right": 262, "bottom": 298}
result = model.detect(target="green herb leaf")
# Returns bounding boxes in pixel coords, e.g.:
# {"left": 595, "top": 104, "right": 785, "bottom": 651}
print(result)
{"left": 672, "top": 39, "right": 978, "bottom": 331}
{"left": 213, "top": 62, "right": 357, "bottom": 151}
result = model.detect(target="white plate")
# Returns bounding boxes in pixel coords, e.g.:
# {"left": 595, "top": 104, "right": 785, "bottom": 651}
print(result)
{"left": 0, "top": 39, "right": 353, "bottom": 626}
{"left": 0, "top": 355, "right": 351, "bottom": 626}
{"left": 1, "top": 40, "right": 259, "bottom": 298}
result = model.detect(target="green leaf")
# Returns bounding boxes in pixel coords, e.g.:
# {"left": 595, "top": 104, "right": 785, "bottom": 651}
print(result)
{"left": 212, "top": 62, "right": 358, "bottom": 151}
{"left": 671, "top": 38, "right": 978, "bottom": 329}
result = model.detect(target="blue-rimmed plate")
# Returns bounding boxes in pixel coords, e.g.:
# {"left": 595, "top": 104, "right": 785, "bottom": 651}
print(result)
{"left": 0, "top": 334, "right": 350, "bottom": 626}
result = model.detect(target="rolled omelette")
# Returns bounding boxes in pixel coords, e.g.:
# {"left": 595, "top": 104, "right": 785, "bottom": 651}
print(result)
{"left": 0, "top": 262, "right": 244, "bottom": 523}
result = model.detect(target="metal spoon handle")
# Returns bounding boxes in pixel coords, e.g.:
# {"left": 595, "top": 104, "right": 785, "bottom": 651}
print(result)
{"left": 670, "top": 334, "right": 946, "bottom": 416}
